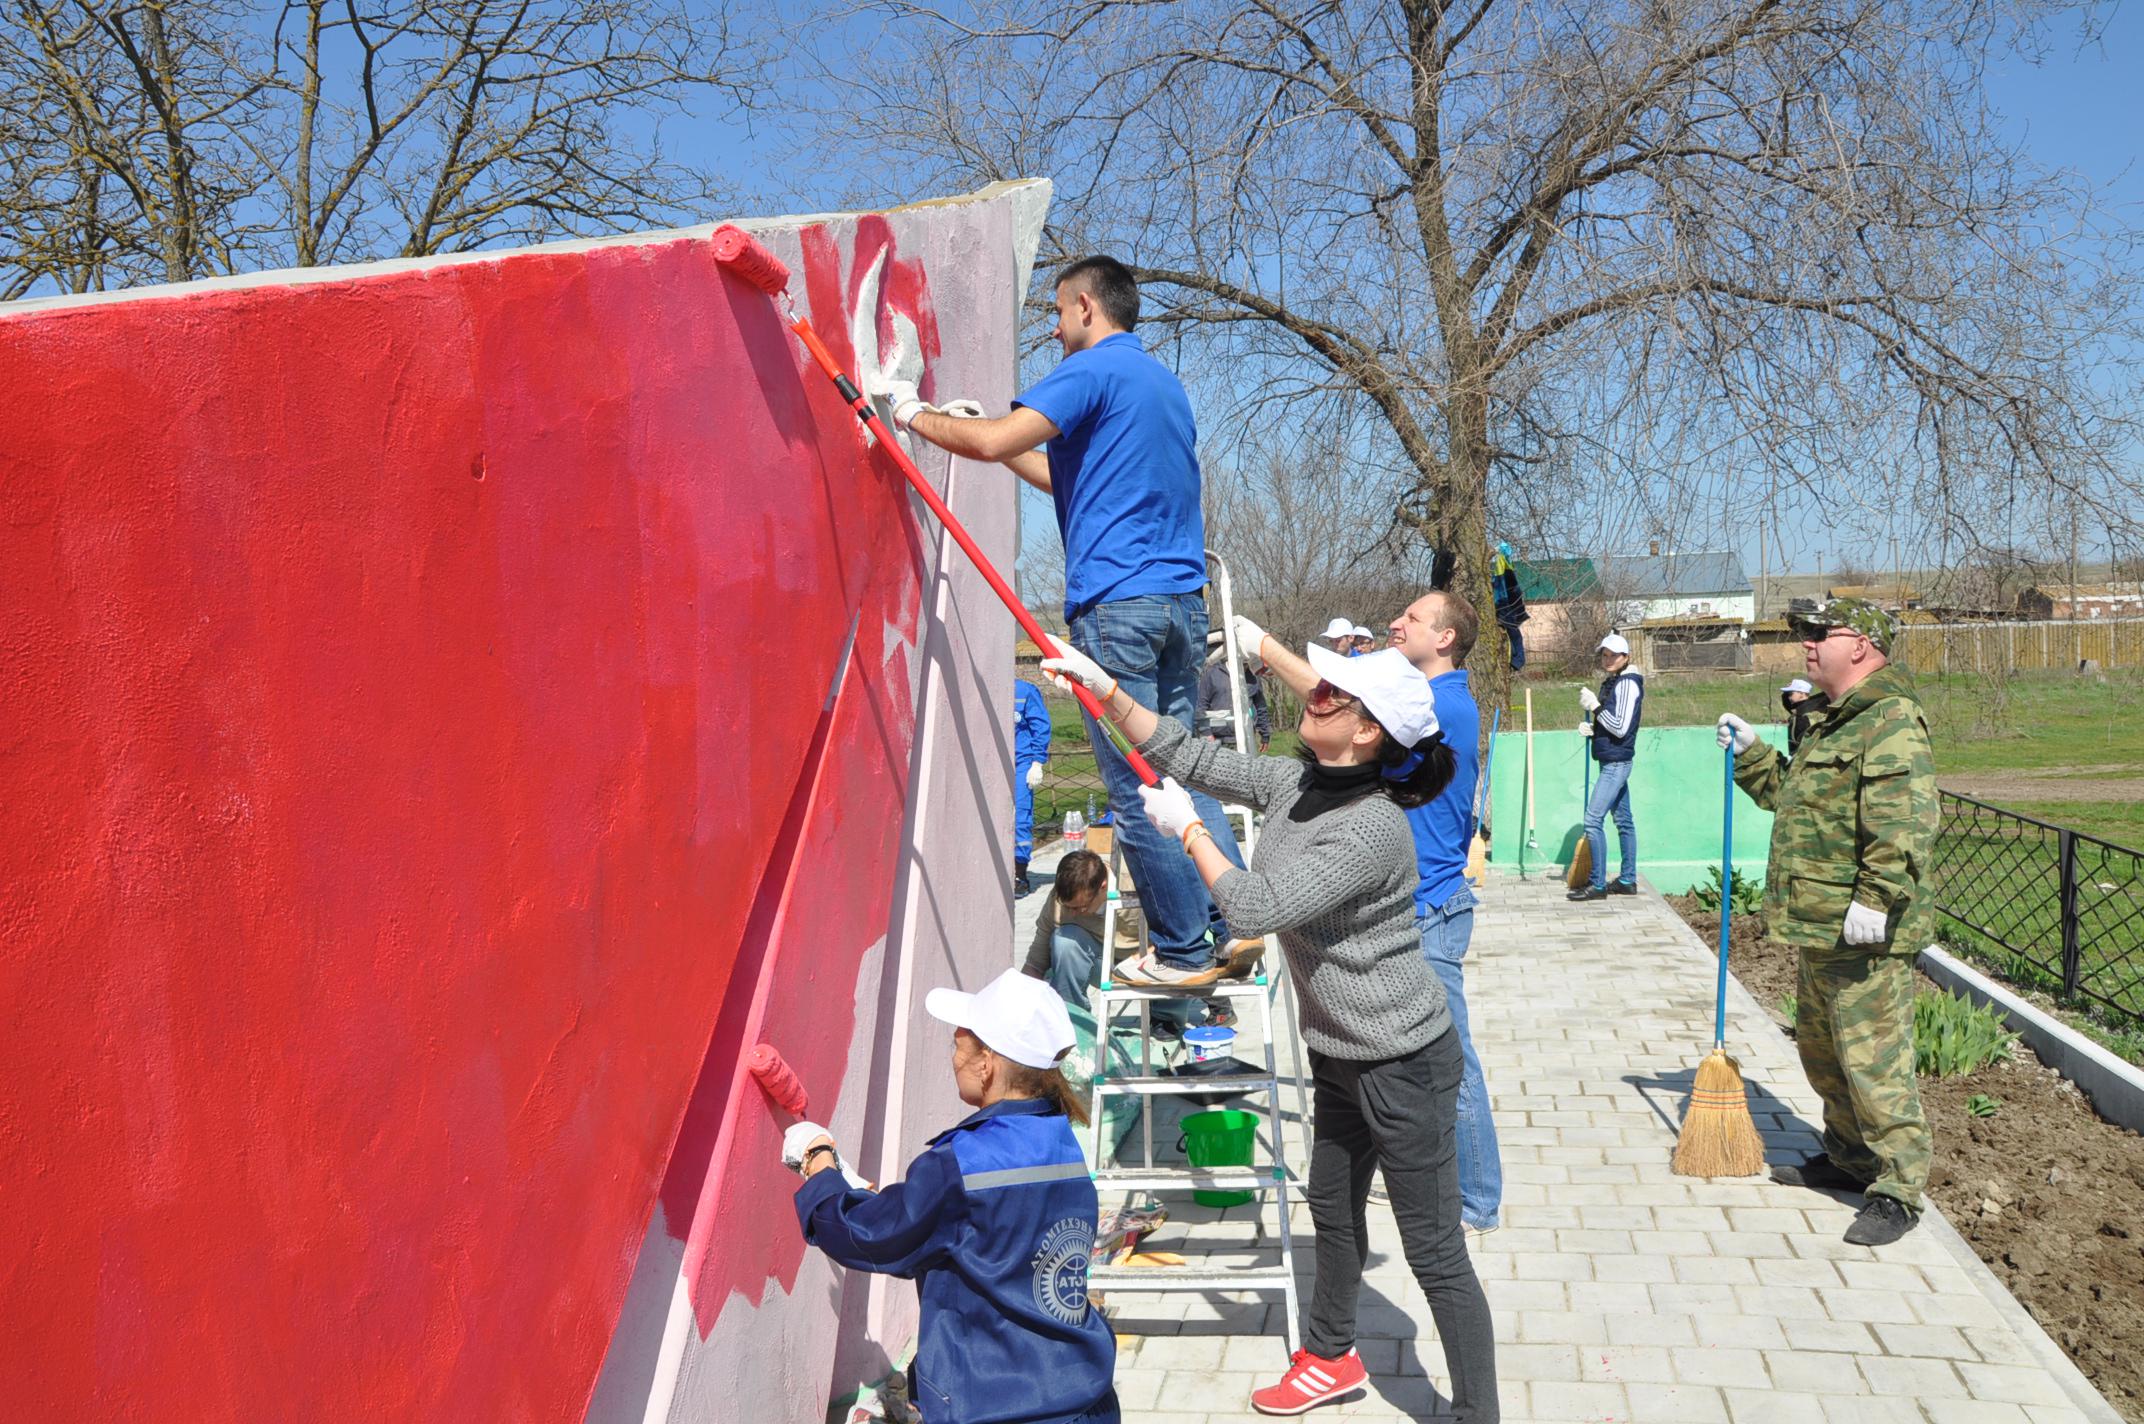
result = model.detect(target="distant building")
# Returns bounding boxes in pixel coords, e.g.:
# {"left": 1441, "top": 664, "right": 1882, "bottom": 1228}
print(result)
{"left": 2015, "top": 582, "right": 2144, "bottom": 620}
{"left": 1595, "top": 550, "right": 1756, "bottom": 625}
{"left": 1825, "top": 582, "right": 1921, "bottom": 612}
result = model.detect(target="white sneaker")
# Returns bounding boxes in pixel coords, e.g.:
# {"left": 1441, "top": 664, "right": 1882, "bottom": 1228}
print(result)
{"left": 1113, "top": 951, "right": 1226, "bottom": 987}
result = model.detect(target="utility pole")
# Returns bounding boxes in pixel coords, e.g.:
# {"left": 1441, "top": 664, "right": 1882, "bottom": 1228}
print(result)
{"left": 1890, "top": 536, "right": 1901, "bottom": 611}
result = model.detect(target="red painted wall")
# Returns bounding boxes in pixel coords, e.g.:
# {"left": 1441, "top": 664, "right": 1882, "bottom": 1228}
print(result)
{"left": 0, "top": 226, "right": 943, "bottom": 1420}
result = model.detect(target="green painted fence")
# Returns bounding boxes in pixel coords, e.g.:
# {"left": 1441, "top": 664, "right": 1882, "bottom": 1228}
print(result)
{"left": 1485, "top": 724, "right": 1785, "bottom": 894}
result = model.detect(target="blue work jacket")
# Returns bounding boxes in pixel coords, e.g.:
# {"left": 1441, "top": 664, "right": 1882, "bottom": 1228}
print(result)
{"left": 794, "top": 1098, "right": 1119, "bottom": 1424}
{"left": 1014, "top": 678, "right": 1053, "bottom": 767}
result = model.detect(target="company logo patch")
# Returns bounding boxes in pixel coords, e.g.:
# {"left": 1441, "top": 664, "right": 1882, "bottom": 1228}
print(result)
{"left": 1032, "top": 1216, "right": 1093, "bottom": 1324}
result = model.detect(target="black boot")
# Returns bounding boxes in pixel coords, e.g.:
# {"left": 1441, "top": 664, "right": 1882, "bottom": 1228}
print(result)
{"left": 1844, "top": 1194, "right": 1919, "bottom": 1247}
{"left": 1567, "top": 884, "right": 1609, "bottom": 902}
{"left": 1771, "top": 1152, "right": 1869, "bottom": 1193}
{"left": 1013, "top": 858, "right": 1033, "bottom": 898}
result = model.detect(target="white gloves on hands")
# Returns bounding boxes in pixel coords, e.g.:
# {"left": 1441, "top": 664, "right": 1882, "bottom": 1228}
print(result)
{"left": 781, "top": 1120, "right": 870, "bottom": 1188}
{"left": 875, "top": 378, "right": 984, "bottom": 430}
{"left": 782, "top": 1120, "right": 834, "bottom": 1171}
{"left": 1579, "top": 721, "right": 1594, "bottom": 737}
{"left": 939, "top": 398, "right": 985, "bottom": 419}
{"left": 1230, "top": 614, "right": 1269, "bottom": 657}
{"left": 1025, "top": 761, "right": 1045, "bottom": 789}
{"left": 1843, "top": 900, "right": 1890, "bottom": 946}
{"left": 1716, "top": 713, "right": 1757, "bottom": 754}
{"left": 1578, "top": 687, "right": 1601, "bottom": 713}
{"left": 1039, "top": 639, "right": 1118, "bottom": 700}
{"left": 1139, "top": 776, "right": 1202, "bottom": 843}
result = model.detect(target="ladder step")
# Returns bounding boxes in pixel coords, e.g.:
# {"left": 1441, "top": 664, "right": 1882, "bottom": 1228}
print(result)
{"left": 1088, "top": 1264, "right": 1296, "bottom": 1290}
{"left": 1097, "top": 978, "right": 1269, "bottom": 1000}
{"left": 1096, "top": 1073, "right": 1277, "bottom": 1096}
{"left": 1093, "top": 1166, "right": 1296, "bottom": 1191}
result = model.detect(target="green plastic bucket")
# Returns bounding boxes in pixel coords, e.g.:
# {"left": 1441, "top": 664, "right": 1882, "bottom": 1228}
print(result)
{"left": 1179, "top": 1108, "right": 1258, "bottom": 1207}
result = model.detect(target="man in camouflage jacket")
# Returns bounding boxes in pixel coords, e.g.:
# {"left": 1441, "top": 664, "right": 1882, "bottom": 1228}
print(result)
{"left": 1716, "top": 597, "right": 1937, "bottom": 1247}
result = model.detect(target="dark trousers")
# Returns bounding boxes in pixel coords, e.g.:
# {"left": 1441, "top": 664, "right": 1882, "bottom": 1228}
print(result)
{"left": 1305, "top": 1030, "right": 1499, "bottom": 1423}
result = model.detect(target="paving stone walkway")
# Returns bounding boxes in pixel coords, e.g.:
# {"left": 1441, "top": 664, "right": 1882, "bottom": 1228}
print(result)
{"left": 1019, "top": 849, "right": 2122, "bottom": 1424}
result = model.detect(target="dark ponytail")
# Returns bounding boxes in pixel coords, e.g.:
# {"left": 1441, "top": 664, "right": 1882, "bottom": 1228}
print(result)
{"left": 1377, "top": 732, "right": 1457, "bottom": 809}
{"left": 1004, "top": 1061, "right": 1091, "bottom": 1127}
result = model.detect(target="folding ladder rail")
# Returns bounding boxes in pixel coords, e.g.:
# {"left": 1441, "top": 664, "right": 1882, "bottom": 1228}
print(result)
{"left": 1081, "top": 549, "right": 1308, "bottom": 1355}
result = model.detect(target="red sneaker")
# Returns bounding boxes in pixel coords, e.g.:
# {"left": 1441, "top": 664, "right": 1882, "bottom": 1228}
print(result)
{"left": 1250, "top": 1347, "right": 1366, "bottom": 1415}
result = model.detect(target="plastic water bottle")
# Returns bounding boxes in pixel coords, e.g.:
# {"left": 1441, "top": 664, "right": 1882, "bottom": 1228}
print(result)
{"left": 1085, "top": 794, "right": 1098, "bottom": 826}
{"left": 1063, "top": 808, "right": 1086, "bottom": 843}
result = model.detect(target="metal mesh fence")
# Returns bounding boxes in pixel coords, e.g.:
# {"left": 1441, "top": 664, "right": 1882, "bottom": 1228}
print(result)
{"left": 1930, "top": 791, "right": 2144, "bottom": 1022}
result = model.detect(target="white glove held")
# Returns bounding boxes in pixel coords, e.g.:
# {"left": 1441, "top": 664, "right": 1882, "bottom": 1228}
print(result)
{"left": 1230, "top": 614, "right": 1269, "bottom": 658}
{"left": 939, "top": 398, "right": 986, "bottom": 419}
{"left": 1025, "top": 761, "right": 1045, "bottom": 789}
{"left": 1139, "top": 776, "right": 1201, "bottom": 842}
{"left": 1842, "top": 900, "right": 1889, "bottom": 946}
{"left": 1039, "top": 638, "right": 1118, "bottom": 700}
{"left": 1578, "top": 687, "right": 1601, "bottom": 713}
{"left": 1716, "top": 713, "right": 1757, "bottom": 754}
{"left": 782, "top": 1121, "right": 833, "bottom": 1171}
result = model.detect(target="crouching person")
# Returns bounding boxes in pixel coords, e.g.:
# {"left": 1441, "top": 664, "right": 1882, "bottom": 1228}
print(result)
{"left": 788, "top": 969, "right": 1120, "bottom": 1423}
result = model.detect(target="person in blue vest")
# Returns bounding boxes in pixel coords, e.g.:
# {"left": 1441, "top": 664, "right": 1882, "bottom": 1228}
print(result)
{"left": 1238, "top": 593, "right": 1504, "bottom": 1235}
{"left": 1571, "top": 632, "right": 1644, "bottom": 902}
{"left": 1013, "top": 677, "right": 1053, "bottom": 897}
{"left": 787, "top": 968, "right": 1119, "bottom": 1424}
{"left": 881, "top": 255, "right": 1245, "bottom": 988}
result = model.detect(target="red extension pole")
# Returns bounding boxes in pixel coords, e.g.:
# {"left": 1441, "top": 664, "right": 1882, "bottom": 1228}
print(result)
{"left": 709, "top": 224, "right": 1159, "bottom": 787}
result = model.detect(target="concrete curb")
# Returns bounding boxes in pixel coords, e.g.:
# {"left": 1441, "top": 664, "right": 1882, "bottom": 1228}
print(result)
{"left": 1643, "top": 885, "right": 2126, "bottom": 1424}
{"left": 1919, "top": 942, "right": 2144, "bottom": 1136}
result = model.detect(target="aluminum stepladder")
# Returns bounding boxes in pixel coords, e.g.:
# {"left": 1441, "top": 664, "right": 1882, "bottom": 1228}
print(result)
{"left": 1082, "top": 549, "right": 1313, "bottom": 1355}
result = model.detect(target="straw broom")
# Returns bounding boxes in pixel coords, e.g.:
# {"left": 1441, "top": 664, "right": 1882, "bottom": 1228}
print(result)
{"left": 1673, "top": 744, "right": 1766, "bottom": 1177}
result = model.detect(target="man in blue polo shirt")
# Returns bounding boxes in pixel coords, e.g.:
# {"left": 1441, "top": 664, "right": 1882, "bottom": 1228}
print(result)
{"left": 884, "top": 255, "right": 1245, "bottom": 985}
{"left": 1234, "top": 591, "right": 1503, "bottom": 1232}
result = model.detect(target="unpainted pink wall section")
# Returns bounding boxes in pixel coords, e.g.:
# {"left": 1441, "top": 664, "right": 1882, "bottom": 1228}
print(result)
{"left": 0, "top": 179, "right": 1045, "bottom": 1424}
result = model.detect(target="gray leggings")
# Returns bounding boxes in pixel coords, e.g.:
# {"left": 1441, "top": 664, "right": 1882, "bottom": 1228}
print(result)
{"left": 1305, "top": 1030, "right": 1499, "bottom": 1422}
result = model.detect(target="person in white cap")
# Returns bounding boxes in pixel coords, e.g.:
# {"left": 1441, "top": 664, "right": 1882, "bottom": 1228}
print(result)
{"left": 1041, "top": 641, "right": 1498, "bottom": 1421}
{"left": 1571, "top": 632, "right": 1644, "bottom": 901}
{"left": 1321, "top": 615, "right": 1357, "bottom": 652}
{"left": 1779, "top": 676, "right": 1823, "bottom": 758}
{"left": 786, "top": 967, "right": 1118, "bottom": 1424}
{"left": 1349, "top": 624, "right": 1376, "bottom": 657}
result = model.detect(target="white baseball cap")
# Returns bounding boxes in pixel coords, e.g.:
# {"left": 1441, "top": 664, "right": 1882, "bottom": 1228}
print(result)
{"left": 925, "top": 968, "right": 1076, "bottom": 1070}
{"left": 1304, "top": 644, "right": 1442, "bottom": 748}
{"left": 1598, "top": 632, "right": 1631, "bottom": 655}
{"left": 1780, "top": 677, "right": 1814, "bottom": 695}
{"left": 1322, "top": 616, "right": 1355, "bottom": 640}
{"left": 1351, "top": 624, "right": 1374, "bottom": 641}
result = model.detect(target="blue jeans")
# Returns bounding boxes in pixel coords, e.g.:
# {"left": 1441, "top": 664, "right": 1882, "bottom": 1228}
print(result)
{"left": 1420, "top": 885, "right": 1501, "bottom": 1230}
{"left": 1013, "top": 756, "right": 1040, "bottom": 862}
{"left": 1584, "top": 759, "right": 1637, "bottom": 890}
{"left": 1044, "top": 925, "right": 1102, "bottom": 1006}
{"left": 1069, "top": 592, "right": 1246, "bottom": 968}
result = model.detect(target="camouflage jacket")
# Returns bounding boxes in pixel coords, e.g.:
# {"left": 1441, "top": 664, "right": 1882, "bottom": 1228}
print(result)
{"left": 1732, "top": 664, "right": 1939, "bottom": 956}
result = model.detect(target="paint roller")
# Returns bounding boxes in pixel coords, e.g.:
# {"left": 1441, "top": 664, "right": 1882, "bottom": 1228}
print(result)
{"left": 708, "top": 224, "right": 1159, "bottom": 786}
{"left": 746, "top": 1042, "right": 809, "bottom": 1115}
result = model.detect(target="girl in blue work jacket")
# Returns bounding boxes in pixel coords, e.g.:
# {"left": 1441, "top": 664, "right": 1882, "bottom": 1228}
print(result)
{"left": 788, "top": 968, "right": 1119, "bottom": 1424}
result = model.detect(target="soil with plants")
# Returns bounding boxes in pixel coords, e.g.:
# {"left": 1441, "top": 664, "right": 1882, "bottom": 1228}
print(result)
{"left": 1672, "top": 896, "right": 2144, "bottom": 1422}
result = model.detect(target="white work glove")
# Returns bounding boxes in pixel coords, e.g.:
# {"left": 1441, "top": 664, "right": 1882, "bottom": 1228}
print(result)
{"left": 1139, "top": 776, "right": 1202, "bottom": 844}
{"left": 1578, "top": 687, "right": 1601, "bottom": 713}
{"left": 939, "top": 398, "right": 986, "bottom": 419}
{"left": 1025, "top": 761, "right": 1045, "bottom": 789}
{"left": 872, "top": 377, "right": 931, "bottom": 430}
{"left": 1578, "top": 721, "right": 1594, "bottom": 737}
{"left": 781, "top": 1121, "right": 870, "bottom": 1189}
{"left": 1843, "top": 900, "right": 1890, "bottom": 946}
{"left": 1230, "top": 614, "right": 1269, "bottom": 657}
{"left": 1716, "top": 713, "right": 1757, "bottom": 754}
{"left": 1039, "top": 638, "right": 1119, "bottom": 700}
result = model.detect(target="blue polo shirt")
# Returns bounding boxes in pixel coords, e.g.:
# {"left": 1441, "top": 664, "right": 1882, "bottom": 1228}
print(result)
{"left": 1013, "top": 332, "right": 1207, "bottom": 621}
{"left": 1406, "top": 668, "right": 1482, "bottom": 911}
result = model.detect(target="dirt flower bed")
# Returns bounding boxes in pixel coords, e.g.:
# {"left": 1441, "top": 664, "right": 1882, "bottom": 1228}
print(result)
{"left": 1671, "top": 897, "right": 2144, "bottom": 1422}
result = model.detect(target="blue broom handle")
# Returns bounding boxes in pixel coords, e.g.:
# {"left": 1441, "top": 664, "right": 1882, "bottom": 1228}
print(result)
{"left": 1717, "top": 744, "right": 1734, "bottom": 1045}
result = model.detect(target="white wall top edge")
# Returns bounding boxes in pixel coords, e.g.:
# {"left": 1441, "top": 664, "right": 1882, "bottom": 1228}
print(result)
{"left": 1, "top": 178, "right": 1052, "bottom": 320}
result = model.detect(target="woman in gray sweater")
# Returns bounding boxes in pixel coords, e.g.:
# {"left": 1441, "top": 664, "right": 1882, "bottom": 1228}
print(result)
{"left": 1043, "top": 640, "right": 1498, "bottom": 1421}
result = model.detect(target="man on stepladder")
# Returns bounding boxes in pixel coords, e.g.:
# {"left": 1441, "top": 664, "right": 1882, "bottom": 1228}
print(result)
{"left": 1716, "top": 598, "right": 1936, "bottom": 1247}
{"left": 1570, "top": 633, "right": 1643, "bottom": 902}
{"left": 879, "top": 256, "right": 1247, "bottom": 986}
{"left": 1232, "top": 594, "right": 1504, "bottom": 1236}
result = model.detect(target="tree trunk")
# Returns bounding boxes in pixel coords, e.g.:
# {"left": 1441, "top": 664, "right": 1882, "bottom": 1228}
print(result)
{"left": 1440, "top": 390, "right": 1508, "bottom": 765}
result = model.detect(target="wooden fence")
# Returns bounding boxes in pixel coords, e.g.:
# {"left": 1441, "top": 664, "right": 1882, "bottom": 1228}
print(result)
{"left": 1893, "top": 619, "right": 2144, "bottom": 675}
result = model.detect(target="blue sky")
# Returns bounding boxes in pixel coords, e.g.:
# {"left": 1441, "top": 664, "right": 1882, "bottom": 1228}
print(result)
{"left": 684, "top": 5, "right": 2141, "bottom": 581}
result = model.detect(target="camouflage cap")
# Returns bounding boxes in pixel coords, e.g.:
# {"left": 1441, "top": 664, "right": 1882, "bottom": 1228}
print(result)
{"left": 1790, "top": 596, "right": 1900, "bottom": 654}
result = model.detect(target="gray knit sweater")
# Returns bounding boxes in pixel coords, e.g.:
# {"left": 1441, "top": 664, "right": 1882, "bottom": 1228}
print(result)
{"left": 1138, "top": 719, "right": 1450, "bottom": 1060}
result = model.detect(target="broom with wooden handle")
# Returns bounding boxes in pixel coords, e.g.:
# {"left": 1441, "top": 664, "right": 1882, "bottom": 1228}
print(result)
{"left": 1672, "top": 744, "right": 1767, "bottom": 1177}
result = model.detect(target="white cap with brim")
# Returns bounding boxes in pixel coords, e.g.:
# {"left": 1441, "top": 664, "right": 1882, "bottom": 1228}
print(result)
{"left": 1598, "top": 633, "right": 1631, "bottom": 655}
{"left": 1322, "top": 617, "right": 1355, "bottom": 640}
{"left": 1780, "top": 678, "right": 1814, "bottom": 695}
{"left": 924, "top": 968, "right": 1076, "bottom": 1070}
{"left": 1351, "top": 625, "right": 1374, "bottom": 641}
{"left": 1304, "top": 644, "right": 1441, "bottom": 748}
